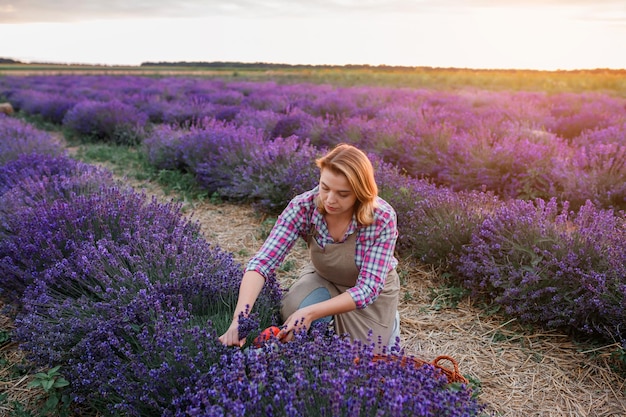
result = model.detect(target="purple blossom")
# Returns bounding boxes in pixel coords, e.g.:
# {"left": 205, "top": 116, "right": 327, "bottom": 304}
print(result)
{"left": 0, "top": 186, "right": 195, "bottom": 302}
{"left": 0, "top": 152, "right": 112, "bottom": 196}
{"left": 14, "top": 204, "right": 282, "bottom": 414}
{"left": 456, "top": 198, "right": 626, "bottom": 342}
{"left": 177, "top": 122, "right": 266, "bottom": 195}
{"left": 270, "top": 109, "right": 320, "bottom": 140}
{"left": 374, "top": 153, "right": 501, "bottom": 266}
{"left": 0, "top": 115, "right": 64, "bottom": 165}
{"left": 62, "top": 99, "right": 148, "bottom": 145}
{"left": 221, "top": 136, "right": 322, "bottom": 213}
{"left": 142, "top": 124, "right": 187, "bottom": 170}
{"left": 558, "top": 143, "right": 626, "bottom": 211}
{"left": 12, "top": 90, "right": 79, "bottom": 124}
{"left": 177, "top": 327, "right": 484, "bottom": 417}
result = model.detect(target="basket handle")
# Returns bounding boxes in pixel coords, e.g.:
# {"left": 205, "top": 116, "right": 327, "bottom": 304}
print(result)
{"left": 432, "top": 355, "right": 467, "bottom": 383}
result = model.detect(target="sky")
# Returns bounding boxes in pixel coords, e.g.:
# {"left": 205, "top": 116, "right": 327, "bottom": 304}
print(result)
{"left": 1, "top": 0, "right": 625, "bottom": 70}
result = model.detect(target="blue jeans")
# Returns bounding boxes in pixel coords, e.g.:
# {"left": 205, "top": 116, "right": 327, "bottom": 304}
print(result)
{"left": 298, "top": 287, "right": 333, "bottom": 324}
{"left": 298, "top": 287, "right": 400, "bottom": 347}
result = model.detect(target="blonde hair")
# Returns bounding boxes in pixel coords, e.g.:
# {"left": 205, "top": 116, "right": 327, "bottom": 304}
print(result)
{"left": 315, "top": 143, "right": 378, "bottom": 226}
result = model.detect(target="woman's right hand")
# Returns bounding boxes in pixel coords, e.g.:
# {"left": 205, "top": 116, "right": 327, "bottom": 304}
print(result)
{"left": 218, "top": 320, "right": 245, "bottom": 347}
{"left": 219, "top": 270, "right": 267, "bottom": 347}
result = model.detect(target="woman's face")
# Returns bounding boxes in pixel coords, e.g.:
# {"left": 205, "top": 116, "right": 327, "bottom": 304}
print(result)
{"left": 319, "top": 168, "right": 357, "bottom": 217}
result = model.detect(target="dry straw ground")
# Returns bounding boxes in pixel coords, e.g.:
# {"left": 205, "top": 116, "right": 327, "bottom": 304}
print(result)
{"left": 2, "top": 160, "right": 626, "bottom": 417}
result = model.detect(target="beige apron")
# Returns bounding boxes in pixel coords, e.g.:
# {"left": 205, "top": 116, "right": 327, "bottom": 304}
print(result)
{"left": 281, "top": 232, "right": 400, "bottom": 350}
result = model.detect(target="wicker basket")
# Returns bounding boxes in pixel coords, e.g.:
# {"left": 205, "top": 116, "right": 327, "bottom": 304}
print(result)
{"left": 363, "top": 354, "right": 469, "bottom": 384}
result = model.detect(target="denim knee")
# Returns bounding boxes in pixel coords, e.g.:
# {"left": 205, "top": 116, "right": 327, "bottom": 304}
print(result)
{"left": 298, "top": 287, "right": 332, "bottom": 324}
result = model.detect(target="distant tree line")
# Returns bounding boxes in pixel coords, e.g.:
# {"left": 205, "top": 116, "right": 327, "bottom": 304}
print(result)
{"left": 139, "top": 61, "right": 414, "bottom": 70}
{"left": 1, "top": 57, "right": 623, "bottom": 75}
{"left": 0, "top": 58, "right": 23, "bottom": 64}
{"left": 139, "top": 61, "right": 625, "bottom": 74}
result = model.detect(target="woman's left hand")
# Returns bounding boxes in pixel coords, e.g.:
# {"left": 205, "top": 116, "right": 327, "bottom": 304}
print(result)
{"left": 278, "top": 308, "right": 315, "bottom": 341}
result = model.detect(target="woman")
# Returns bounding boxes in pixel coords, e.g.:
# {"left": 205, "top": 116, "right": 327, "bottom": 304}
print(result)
{"left": 219, "top": 143, "right": 400, "bottom": 351}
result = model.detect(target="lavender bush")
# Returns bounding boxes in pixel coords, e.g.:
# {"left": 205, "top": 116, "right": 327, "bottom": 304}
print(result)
{"left": 373, "top": 155, "right": 441, "bottom": 255}
{"left": 215, "top": 105, "right": 241, "bottom": 123}
{"left": 270, "top": 109, "right": 322, "bottom": 141}
{"left": 12, "top": 90, "right": 79, "bottom": 124}
{"left": 0, "top": 115, "right": 64, "bottom": 165}
{"left": 160, "top": 98, "right": 217, "bottom": 126}
{"left": 0, "top": 152, "right": 111, "bottom": 196}
{"left": 403, "top": 188, "right": 500, "bottom": 267}
{"left": 221, "top": 136, "right": 322, "bottom": 213}
{"left": 233, "top": 108, "right": 282, "bottom": 133}
{"left": 62, "top": 99, "right": 148, "bottom": 145}
{"left": 177, "top": 327, "right": 484, "bottom": 417}
{"left": 0, "top": 153, "right": 113, "bottom": 242}
{"left": 374, "top": 154, "right": 501, "bottom": 266}
{"left": 0, "top": 186, "right": 190, "bottom": 302}
{"left": 16, "top": 231, "right": 282, "bottom": 415}
{"left": 438, "top": 127, "right": 565, "bottom": 201}
{"left": 2, "top": 170, "right": 282, "bottom": 413}
{"left": 179, "top": 123, "right": 266, "bottom": 195}
{"left": 456, "top": 198, "right": 626, "bottom": 342}
{"left": 0, "top": 152, "right": 71, "bottom": 192}
{"left": 559, "top": 143, "right": 626, "bottom": 211}
{"left": 366, "top": 107, "right": 457, "bottom": 181}
{"left": 241, "top": 83, "right": 290, "bottom": 112}
{"left": 142, "top": 123, "right": 187, "bottom": 170}
{"left": 546, "top": 92, "right": 618, "bottom": 140}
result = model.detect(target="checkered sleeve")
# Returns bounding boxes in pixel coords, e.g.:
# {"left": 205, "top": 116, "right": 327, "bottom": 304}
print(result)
{"left": 347, "top": 198, "right": 399, "bottom": 309}
{"left": 245, "top": 190, "right": 314, "bottom": 279}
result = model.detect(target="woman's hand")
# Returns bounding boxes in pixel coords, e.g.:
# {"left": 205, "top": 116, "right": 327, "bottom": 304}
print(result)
{"left": 278, "top": 307, "right": 315, "bottom": 341}
{"left": 219, "top": 271, "right": 267, "bottom": 347}
{"left": 278, "top": 293, "right": 357, "bottom": 341}
{"left": 218, "top": 320, "right": 245, "bottom": 347}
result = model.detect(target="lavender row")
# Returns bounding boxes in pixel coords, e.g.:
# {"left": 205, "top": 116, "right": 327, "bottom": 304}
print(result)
{"left": 4, "top": 75, "right": 625, "bottom": 343}
{"left": 141, "top": 117, "right": 626, "bottom": 347}
{"left": 1, "top": 75, "right": 625, "bottom": 210}
{"left": 375, "top": 157, "right": 626, "bottom": 345}
{"left": 0, "top": 117, "right": 483, "bottom": 415}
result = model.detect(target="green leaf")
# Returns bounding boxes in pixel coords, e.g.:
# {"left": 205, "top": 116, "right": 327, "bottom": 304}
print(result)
{"left": 47, "top": 365, "right": 62, "bottom": 375}
{"left": 41, "top": 379, "right": 55, "bottom": 392}
{"left": 53, "top": 378, "right": 70, "bottom": 389}
{"left": 45, "top": 395, "right": 60, "bottom": 409}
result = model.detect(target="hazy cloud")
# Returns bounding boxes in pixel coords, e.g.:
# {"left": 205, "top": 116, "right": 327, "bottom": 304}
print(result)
{"left": 3, "top": 0, "right": 625, "bottom": 23}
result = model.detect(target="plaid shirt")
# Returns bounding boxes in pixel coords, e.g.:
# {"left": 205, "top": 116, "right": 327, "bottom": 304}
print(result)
{"left": 246, "top": 186, "right": 398, "bottom": 309}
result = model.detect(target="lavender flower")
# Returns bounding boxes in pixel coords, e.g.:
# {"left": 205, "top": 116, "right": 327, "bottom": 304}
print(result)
{"left": 62, "top": 99, "right": 148, "bottom": 145}
{"left": 221, "top": 136, "right": 321, "bottom": 213}
{"left": 0, "top": 185, "right": 194, "bottom": 302}
{"left": 270, "top": 110, "right": 318, "bottom": 140}
{"left": 0, "top": 115, "right": 64, "bottom": 165}
{"left": 237, "top": 306, "right": 260, "bottom": 341}
{"left": 181, "top": 122, "right": 266, "bottom": 195}
{"left": 142, "top": 124, "right": 186, "bottom": 170}
{"left": 13, "top": 90, "right": 79, "bottom": 124}
{"left": 15, "top": 212, "right": 281, "bottom": 414}
{"left": 0, "top": 152, "right": 112, "bottom": 196}
{"left": 456, "top": 197, "right": 626, "bottom": 342}
{"left": 177, "top": 327, "right": 484, "bottom": 416}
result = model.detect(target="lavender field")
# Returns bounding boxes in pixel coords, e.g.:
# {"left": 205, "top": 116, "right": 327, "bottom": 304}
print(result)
{"left": 1, "top": 72, "right": 626, "bottom": 416}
